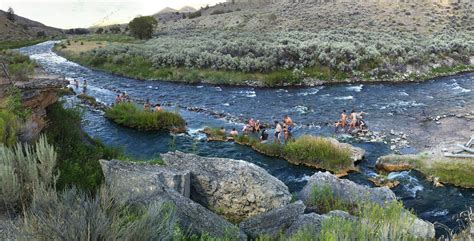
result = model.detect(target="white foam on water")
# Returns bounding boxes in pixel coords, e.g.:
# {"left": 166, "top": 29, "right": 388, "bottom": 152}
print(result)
{"left": 387, "top": 171, "right": 424, "bottom": 198}
{"left": 293, "top": 105, "right": 309, "bottom": 114}
{"left": 222, "top": 103, "right": 230, "bottom": 106}
{"left": 380, "top": 100, "right": 425, "bottom": 110}
{"left": 196, "top": 86, "right": 204, "bottom": 89}
{"left": 448, "top": 80, "right": 472, "bottom": 93}
{"left": 187, "top": 128, "right": 207, "bottom": 141}
{"left": 399, "top": 91, "right": 409, "bottom": 96}
{"left": 276, "top": 89, "right": 288, "bottom": 93}
{"left": 147, "top": 86, "right": 153, "bottom": 89}
{"left": 335, "top": 96, "right": 354, "bottom": 100}
{"left": 287, "top": 174, "right": 311, "bottom": 183}
{"left": 346, "top": 84, "right": 364, "bottom": 92}
{"left": 232, "top": 90, "right": 256, "bottom": 98}
{"left": 297, "top": 87, "right": 321, "bottom": 96}
{"left": 215, "top": 87, "right": 222, "bottom": 91}
{"left": 424, "top": 209, "right": 449, "bottom": 217}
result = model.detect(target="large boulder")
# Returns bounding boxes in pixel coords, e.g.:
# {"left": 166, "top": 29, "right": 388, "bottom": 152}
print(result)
{"left": 284, "top": 212, "right": 327, "bottom": 237}
{"left": 161, "top": 151, "right": 292, "bottom": 222}
{"left": 100, "top": 159, "right": 246, "bottom": 240}
{"left": 299, "top": 172, "right": 396, "bottom": 209}
{"left": 100, "top": 159, "right": 191, "bottom": 197}
{"left": 239, "top": 201, "right": 306, "bottom": 239}
{"left": 327, "top": 137, "right": 365, "bottom": 162}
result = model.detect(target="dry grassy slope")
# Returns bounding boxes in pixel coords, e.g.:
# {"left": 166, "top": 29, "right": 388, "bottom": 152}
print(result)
{"left": 0, "top": 10, "right": 63, "bottom": 41}
{"left": 158, "top": 1, "right": 474, "bottom": 35}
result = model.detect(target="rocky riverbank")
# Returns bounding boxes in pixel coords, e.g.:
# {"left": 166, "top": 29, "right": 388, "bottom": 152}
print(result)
{"left": 100, "top": 151, "right": 436, "bottom": 240}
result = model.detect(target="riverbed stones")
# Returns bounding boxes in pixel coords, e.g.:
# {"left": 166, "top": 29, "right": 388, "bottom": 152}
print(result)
{"left": 100, "top": 159, "right": 191, "bottom": 197}
{"left": 99, "top": 159, "right": 246, "bottom": 240}
{"left": 161, "top": 151, "right": 292, "bottom": 222}
{"left": 239, "top": 201, "right": 306, "bottom": 239}
{"left": 299, "top": 172, "right": 397, "bottom": 210}
{"left": 327, "top": 137, "right": 365, "bottom": 162}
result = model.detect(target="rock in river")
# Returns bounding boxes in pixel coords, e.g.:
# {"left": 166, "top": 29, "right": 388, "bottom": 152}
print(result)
{"left": 161, "top": 151, "right": 292, "bottom": 222}
{"left": 299, "top": 171, "right": 396, "bottom": 209}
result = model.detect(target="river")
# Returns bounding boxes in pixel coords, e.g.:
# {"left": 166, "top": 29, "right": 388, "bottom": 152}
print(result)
{"left": 20, "top": 41, "right": 474, "bottom": 237}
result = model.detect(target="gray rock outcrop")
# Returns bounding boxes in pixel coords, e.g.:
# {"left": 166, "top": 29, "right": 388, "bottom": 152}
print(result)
{"left": 100, "top": 159, "right": 191, "bottom": 197}
{"left": 284, "top": 212, "right": 327, "bottom": 237}
{"left": 99, "top": 159, "right": 246, "bottom": 240}
{"left": 162, "top": 151, "right": 292, "bottom": 222}
{"left": 239, "top": 201, "right": 306, "bottom": 239}
{"left": 299, "top": 171, "right": 396, "bottom": 209}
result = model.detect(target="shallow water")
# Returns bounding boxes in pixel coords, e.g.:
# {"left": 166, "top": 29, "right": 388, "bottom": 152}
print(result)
{"left": 20, "top": 41, "right": 474, "bottom": 235}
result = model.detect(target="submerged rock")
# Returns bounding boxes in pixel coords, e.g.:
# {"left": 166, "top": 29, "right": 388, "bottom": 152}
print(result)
{"left": 239, "top": 201, "right": 306, "bottom": 239}
{"left": 299, "top": 172, "right": 397, "bottom": 209}
{"left": 99, "top": 159, "right": 246, "bottom": 240}
{"left": 161, "top": 151, "right": 292, "bottom": 222}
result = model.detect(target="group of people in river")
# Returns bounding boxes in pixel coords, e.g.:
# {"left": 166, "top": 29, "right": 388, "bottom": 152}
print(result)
{"left": 73, "top": 79, "right": 88, "bottom": 93}
{"left": 335, "top": 109, "right": 367, "bottom": 133}
{"left": 114, "top": 92, "right": 132, "bottom": 104}
{"left": 114, "top": 94, "right": 163, "bottom": 112}
{"left": 221, "top": 115, "right": 295, "bottom": 144}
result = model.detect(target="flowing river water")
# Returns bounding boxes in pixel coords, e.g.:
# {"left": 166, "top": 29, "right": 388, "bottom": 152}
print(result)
{"left": 20, "top": 42, "right": 474, "bottom": 236}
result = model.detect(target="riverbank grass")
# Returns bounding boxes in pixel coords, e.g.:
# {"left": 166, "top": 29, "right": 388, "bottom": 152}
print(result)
{"left": 105, "top": 102, "right": 186, "bottom": 132}
{"left": 233, "top": 134, "right": 353, "bottom": 173}
{"left": 377, "top": 154, "right": 474, "bottom": 188}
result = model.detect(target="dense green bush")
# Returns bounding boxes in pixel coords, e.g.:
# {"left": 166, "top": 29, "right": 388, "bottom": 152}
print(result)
{"left": 129, "top": 16, "right": 158, "bottom": 40}
{"left": 284, "top": 135, "right": 352, "bottom": 172}
{"left": 105, "top": 102, "right": 186, "bottom": 132}
{"left": 309, "top": 185, "right": 350, "bottom": 214}
{"left": 45, "top": 102, "right": 122, "bottom": 191}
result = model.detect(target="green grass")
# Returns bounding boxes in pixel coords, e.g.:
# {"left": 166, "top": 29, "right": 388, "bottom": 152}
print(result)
{"left": 377, "top": 154, "right": 474, "bottom": 188}
{"left": 310, "top": 185, "right": 351, "bottom": 214}
{"left": 426, "top": 160, "right": 474, "bottom": 188}
{"left": 77, "top": 93, "right": 97, "bottom": 105}
{"left": 0, "top": 38, "right": 48, "bottom": 50}
{"left": 284, "top": 136, "right": 352, "bottom": 172}
{"left": 0, "top": 87, "right": 31, "bottom": 146}
{"left": 234, "top": 135, "right": 353, "bottom": 173}
{"left": 45, "top": 102, "right": 123, "bottom": 191}
{"left": 105, "top": 102, "right": 186, "bottom": 132}
{"left": 67, "top": 34, "right": 138, "bottom": 43}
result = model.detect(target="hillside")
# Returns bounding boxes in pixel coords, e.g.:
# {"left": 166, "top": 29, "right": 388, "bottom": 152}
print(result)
{"left": 157, "top": 1, "right": 474, "bottom": 35}
{"left": 0, "top": 10, "right": 63, "bottom": 41}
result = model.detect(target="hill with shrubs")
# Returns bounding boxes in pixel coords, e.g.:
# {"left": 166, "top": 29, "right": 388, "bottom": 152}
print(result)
{"left": 0, "top": 9, "right": 63, "bottom": 41}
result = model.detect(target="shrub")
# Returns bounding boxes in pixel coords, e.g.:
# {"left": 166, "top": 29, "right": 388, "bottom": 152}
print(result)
{"left": 0, "top": 111, "right": 18, "bottom": 146}
{"left": 105, "top": 102, "right": 186, "bottom": 132}
{"left": 21, "top": 185, "right": 177, "bottom": 241}
{"left": 188, "top": 11, "right": 202, "bottom": 19}
{"left": 8, "top": 62, "right": 34, "bottom": 81}
{"left": 283, "top": 136, "right": 352, "bottom": 172}
{"left": 0, "top": 136, "right": 57, "bottom": 209}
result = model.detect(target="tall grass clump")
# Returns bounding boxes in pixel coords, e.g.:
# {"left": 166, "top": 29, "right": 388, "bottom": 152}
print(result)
{"left": 0, "top": 135, "right": 57, "bottom": 209}
{"left": 310, "top": 185, "right": 350, "bottom": 214}
{"left": 284, "top": 136, "right": 352, "bottom": 172}
{"left": 105, "top": 102, "right": 186, "bottom": 132}
{"left": 425, "top": 159, "right": 474, "bottom": 188}
{"left": 0, "top": 87, "right": 31, "bottom": 146}
{"left": 289, "top": 201, "right": 417, "bottom": 241}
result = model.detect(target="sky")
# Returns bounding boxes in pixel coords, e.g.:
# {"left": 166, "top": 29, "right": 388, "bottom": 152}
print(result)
{"left": 0, "top": 0, "right": 223, "bottom": 29}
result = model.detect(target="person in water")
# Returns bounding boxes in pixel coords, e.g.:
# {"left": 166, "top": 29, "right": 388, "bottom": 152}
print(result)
{"left": 229, "top": 128, "right": 239, "bottom": 137}
{"left": 82, "top": 80, "right": 88, "bottom": 93}
{"left": 349, "top": 110, "right": 358, "bottom": 129}
{"left": 154, "top": 104, "right": 162, "bottom": 112}
{"left": 260, "top": 127, "right": 269, "bottom": 143}
{"left": 219, "top": 126, "right": 226, "bottom": 135}
{"left": 283, "top": 124, "right": 290, "bottom": 143}
{"left": 284, "top": 115, "right": 294, "bottom": 134}
{"left": 335, "top": 110, "right": 347, "bottom": 133}
{"left": 115, "top": 94, "right": 122, "bottom": 104}
{"left": 254, "top": 120, "right": 261, "bottom": 133}
{"left": 74, "top": 79, "right": 79, "bottom": 89}
{"left": 144, "top": 99, "right": 151, "bottom": 111}
{"left": 248, "top": 118, "right": 256, "bottom": 132}
{"left": 274, "top": 121, "right": 282, "bottom": 143}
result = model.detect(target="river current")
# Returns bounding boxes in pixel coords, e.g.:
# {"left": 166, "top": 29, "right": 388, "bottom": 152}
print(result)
{"left": 19, "top": 41, "right": 474, "bottom": 236}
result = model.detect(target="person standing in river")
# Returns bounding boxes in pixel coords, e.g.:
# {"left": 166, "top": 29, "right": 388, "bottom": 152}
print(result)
{"left": 335, "top": 110, "right": 347, "bottom": 133}
{"left": 284, "top": 115, "right": 294, "bottom": 137}
{"left": 144, "top": 99, "right": 151, "bottom": 111}
{"left": 349, "top": 110, "right": 358, "bottom": 130}
{"left": 274, "top": 121, "right": 282, "bottom": 144}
